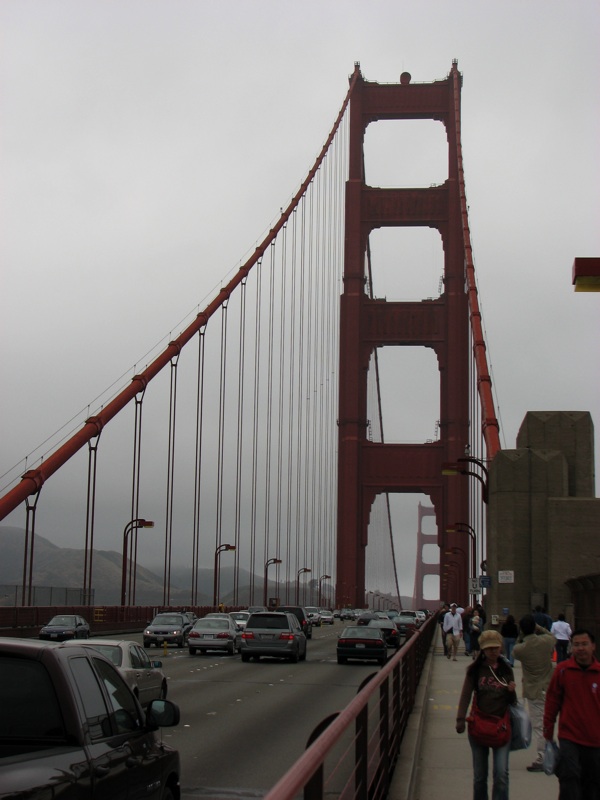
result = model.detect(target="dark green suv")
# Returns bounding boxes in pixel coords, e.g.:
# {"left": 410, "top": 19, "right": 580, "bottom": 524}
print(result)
{"left": 276, "top": 605, "right": 313, "bottom": 639}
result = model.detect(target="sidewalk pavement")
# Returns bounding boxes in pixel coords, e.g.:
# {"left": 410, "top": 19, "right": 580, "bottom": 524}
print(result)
{"left": 391, "top": 630, "right": 558, "bottom": 800}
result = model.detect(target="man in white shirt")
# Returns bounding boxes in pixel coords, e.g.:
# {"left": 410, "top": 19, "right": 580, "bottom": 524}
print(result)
{"left": 550, "top": 613, "right": 572, "bottom": 663}
{"left": 443, "top": 603, "right": 463, "bottom": 661}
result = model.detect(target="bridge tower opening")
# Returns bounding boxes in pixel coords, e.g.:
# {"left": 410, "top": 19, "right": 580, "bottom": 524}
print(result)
{"left": 336, "top": 64, "right": 471, "bottom": 609}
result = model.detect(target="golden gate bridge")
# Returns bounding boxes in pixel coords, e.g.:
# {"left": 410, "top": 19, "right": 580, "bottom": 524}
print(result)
{"left": 0, "top": 61, "right": 499, "bottom": 613}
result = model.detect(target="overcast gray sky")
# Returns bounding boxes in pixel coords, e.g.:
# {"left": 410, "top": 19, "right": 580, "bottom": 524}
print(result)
{"left": 1, "top": 2, "right": 599, "bottom": 600}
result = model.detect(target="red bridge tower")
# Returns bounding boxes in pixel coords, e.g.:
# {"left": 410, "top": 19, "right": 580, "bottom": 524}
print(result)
{"left": 336, "top": 63, "right": 470, "bottom": 608}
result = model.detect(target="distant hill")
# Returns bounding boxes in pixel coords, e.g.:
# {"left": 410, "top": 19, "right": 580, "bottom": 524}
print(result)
{"left": 0, "top": 526, "right": 418, "bottom": 609}
{"left": 0, "top": 526, "right": 256, "bottom": 607}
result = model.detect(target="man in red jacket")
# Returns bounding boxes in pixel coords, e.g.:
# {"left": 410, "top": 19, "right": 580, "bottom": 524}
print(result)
{"left": 543, "top": 629, "right": 600, "bottom": 799}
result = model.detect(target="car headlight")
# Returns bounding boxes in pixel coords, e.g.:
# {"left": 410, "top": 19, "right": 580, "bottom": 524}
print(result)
{"left": 144, "top": 629, "right": 151, "bottom": 635}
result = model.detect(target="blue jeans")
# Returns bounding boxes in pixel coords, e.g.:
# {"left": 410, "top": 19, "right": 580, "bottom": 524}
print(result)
{"left": 555, "top": 640, "right": 569, "bottom": 663}
{"left": 503, "top": 637, "right": 516, "bottom": 665}
{"left": 464, "top": 629, "right": 471, "bottom": 653}
{"left": 469, "top": 735, "right": 510, "bottom": 800}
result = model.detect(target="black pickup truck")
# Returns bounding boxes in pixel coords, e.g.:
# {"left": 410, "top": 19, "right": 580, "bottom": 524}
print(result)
{"left": 0, "top": 637, "right": 181, "bottom": 800}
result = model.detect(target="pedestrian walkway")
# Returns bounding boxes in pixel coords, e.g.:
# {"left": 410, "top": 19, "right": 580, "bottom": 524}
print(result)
{"left": 390, "top": 631, "right": 557, "bottom": 800}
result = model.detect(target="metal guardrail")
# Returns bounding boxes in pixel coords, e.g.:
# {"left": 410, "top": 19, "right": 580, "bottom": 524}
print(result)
{"left": 264, "top": 615, "right": 436, "bottom": 800}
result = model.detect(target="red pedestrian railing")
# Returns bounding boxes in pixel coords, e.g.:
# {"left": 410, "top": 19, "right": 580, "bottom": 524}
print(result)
{"left": 264, "top": 615, "right": 436, "bottom": 800}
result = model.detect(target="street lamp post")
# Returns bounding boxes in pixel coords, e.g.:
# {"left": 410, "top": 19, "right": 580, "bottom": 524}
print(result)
{"left": 318, "top": 574, "right": 331, "bottom": 607}
{"left": 443, "top": 561, "right": 460, "bottom": 602}
{"left": 296, "top": 567, "right": 311, "bottom": 604}
{"left": 213, "top": 544, "right": 236, "bottom": 607}
{"left": 263, "top": 557, "right": 282, "bottom": 607}
{"left": 121, "top": 518, "right": 154, "bottom": 606}
{"left": 447, "top": 522, "right": 478, "bottom": 605}
{"left": 445, "top": 546, "right": 468, "bottom": 603}
{"left": 442, "top": 457, "right": 489, "bottom": 503}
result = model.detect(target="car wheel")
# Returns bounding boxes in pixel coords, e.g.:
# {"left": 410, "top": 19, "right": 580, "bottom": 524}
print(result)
{"left": 160, "top": 681, "right": 168, "bottom": 700}
{"left": 161, "top": 785, "right": 175, "bottom": 800}
{"left": 241, "top": 653, "right": 250, "bottom": 662}
{"left": 289, "top": 649, "right": 299, "bottom": 663}
{"left": 227, "top": 642, "right": 235, "bottom": 655}
{"left": 188, "top": 647, "right": 196, "bottom": 655}
{"left": 177, "top": 639, "right": 184, "bottom": 649}
{"left": 378, "top": 658, "right": 386, "bottom": 666}
{"left": 143, "top": 640, "right": 150, "bottom": 648}
{"left": 337, "top": 656, "right": 347, "bottom": 665}
{"left": 300, "top": 648, "right": 307, "bottom": 662}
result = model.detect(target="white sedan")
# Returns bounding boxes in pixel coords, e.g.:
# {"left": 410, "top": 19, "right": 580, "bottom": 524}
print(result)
{"left": 65, "top": 639, "right": 167, "bottom": 707}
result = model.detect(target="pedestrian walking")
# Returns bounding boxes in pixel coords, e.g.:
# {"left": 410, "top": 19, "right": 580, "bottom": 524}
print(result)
{"left": 456, "top": 629, "right": 517, "bottom": 800}
{"left": 501, "top": 615, "right": 518, "bottom": 666}
{"left": 544, "top": 628, "right": 600, "bottom": 799}
{"left": 470, "top": 613, "right": 482, "bottom": 659}
{"left": 532, "top": 605, "right": 552, "bottom": 630}
{"left": 463, "top": 606, "right": 474, "bottom": 656}
{"left": 512, "top": 614, "right": 555, "bottom": 772}
{"left": 443, "top": 603, "right": 463, "bottom": 661}
{"left": 550, "top": 613, "right": 572, "bottom": 663}
{"left": 438, "top": 602, "right": 450, "bottom": 656}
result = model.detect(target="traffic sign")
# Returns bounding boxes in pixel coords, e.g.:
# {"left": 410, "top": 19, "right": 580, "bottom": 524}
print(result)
{"left": 468, "top": 578, "right": 481, "bottom": 592}
{"left": 480, "top": 575, "right": 492, "bottom": 588}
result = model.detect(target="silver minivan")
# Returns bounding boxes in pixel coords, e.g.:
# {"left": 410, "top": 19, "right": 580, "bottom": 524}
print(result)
{"left": 240, "top": 611, "right": 307, "bottom": 663}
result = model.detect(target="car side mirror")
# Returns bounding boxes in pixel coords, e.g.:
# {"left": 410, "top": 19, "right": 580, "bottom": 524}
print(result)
{"left": 146, "top": 699, "right": 180, "bottom": 730}
{"left": 151, "top": 660, "right": 163, "bottom": 668}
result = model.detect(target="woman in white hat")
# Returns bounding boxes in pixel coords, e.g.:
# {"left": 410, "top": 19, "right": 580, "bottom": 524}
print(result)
{"left": 455, "top": 629, "right": 517, "bottom": 800}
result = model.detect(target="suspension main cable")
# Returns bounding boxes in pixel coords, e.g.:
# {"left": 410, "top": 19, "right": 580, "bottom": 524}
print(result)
{"left": 0, "top": 67, "right": 362, "bottom": 522}
{"left": 451, "top": 62, "right": 500, "bottom": 459}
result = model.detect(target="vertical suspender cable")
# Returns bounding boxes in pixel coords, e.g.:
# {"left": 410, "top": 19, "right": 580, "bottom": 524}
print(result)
{"left": 304, "top": 187, "right": 315, "bottom": 602}
{"left": 233, "top": 282, "right": 247, "bottom": 605}
{"left": 263, "top": 243, "right": 277, "bottom": 579}
{"left": 214, "top": 302, "right": 229, "bottom": 605}
{"left": 130, "top": 392, "right": 145, "bottom": 605}
{"left": 285, "top": 210, "right": 299, "bottom": 601}
{"left": 83, "top": 434, "right": 100, "bottom": 605}
{"left": 162, "top": 351, "right": 180, "bottom": 606}
{"left": 313, "top": 168, "right": 324, "bottom": 586}
{"left": 295, "top": 201, "right": 307, "bottom": 591}
{"left": 249, "top": 259, "right": 264, "bottom": 603}
{"left": 192, "top": 327, "right": 207, "bottom": 606}
{"left": 275, "top": 224, "right": 289, "bottom": 594}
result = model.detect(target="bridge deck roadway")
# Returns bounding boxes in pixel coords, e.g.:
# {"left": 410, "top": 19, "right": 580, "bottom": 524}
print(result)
{"left": 391, "top": 630, "right": 552, "bottom": 800}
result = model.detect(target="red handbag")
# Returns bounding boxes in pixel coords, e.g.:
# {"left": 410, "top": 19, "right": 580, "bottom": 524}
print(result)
{"left": 467, "top": 693, "right": 511, "bottom": 748}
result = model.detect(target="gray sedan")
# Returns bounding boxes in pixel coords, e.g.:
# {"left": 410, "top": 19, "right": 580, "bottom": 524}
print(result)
{"left": 188, "top": 616, "right": 242, "bottom": 655}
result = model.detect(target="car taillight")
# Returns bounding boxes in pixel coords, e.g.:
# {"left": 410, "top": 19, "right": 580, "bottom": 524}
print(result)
{"left": 189, "top": 631, "right": 199, "bottom": 639}
{"left": 242, "top": 631, "right": 254, "bottom": 639}
{"left": 216, "top": 632, "right": 230, "bottom": 639}
{"left": 279, "top": 632, "right": 295, "bottom": 640}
